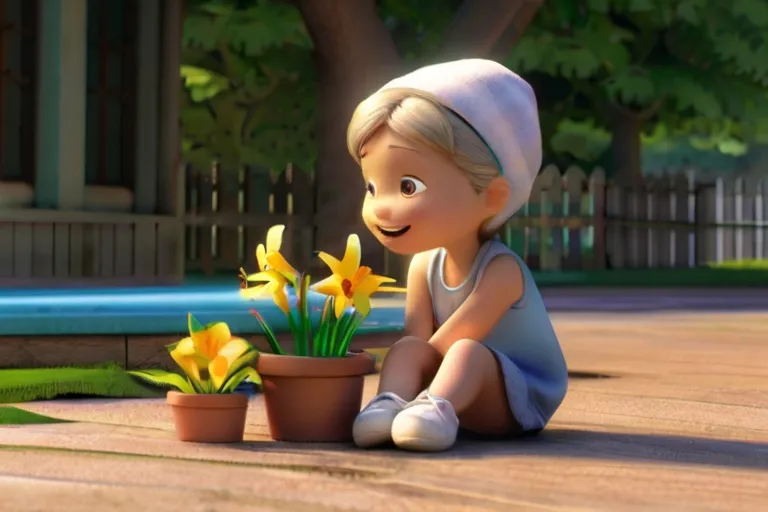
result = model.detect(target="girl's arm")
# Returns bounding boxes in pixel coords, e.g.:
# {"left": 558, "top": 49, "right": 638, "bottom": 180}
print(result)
{"left": 403, "top": 250, "right": 436, "bottom": 341}
{"left": 428, "top": 255, "right": 524, "bottom": 356}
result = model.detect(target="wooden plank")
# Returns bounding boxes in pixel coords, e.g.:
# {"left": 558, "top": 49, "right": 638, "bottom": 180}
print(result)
{"left": 694, "top": 180, "right": 718, "bottom": 266}
{"left": 606, "top": 184, "right": 626, "bottom": 269}
{"left": 113, "top": 225, "right": 134, "bottom": 277}
{"left": 652, "top": 177, "right": 672, "bottom": 268}
{"left": 243, "top": 167, "right": 273, "bottom": 271}
{"left": 720, "top": 177, "right": 736, "bottom": 262}
{"left": 535, "top": 166, "right": 561, "bottom": 271}
{"left": 133, "top": 223, "right": 157, "bottom": 277}
{"left": 0, "top": 336, "right": 126, "bottom": 369}
{"left": 157, "top": 220, "right": 181, "bottom": 279}
{"left": 194, "top": 167, "right": 215, "bottom": 274}
{"left": 289, "top": 164, "right": 316, "bottom": 269}
{"left": 53, "top": 224, "right": 70, "bottom": 277}
{"left": 0, "top": 208, "right": 174, "bottom": 224}
{"left": 563, "top": 166, "right": 587, "bottom": 270}
{"left": 759, "top": 177, "right": 768, "bottom": 259}
{"left": 626, "top": 182, "right": 650, "bottom": 269}
{"left": 589, "top": 169, "right": 606, "bottom": 270}
{"left": 673, "top": 174, "right": 692, "bottom": 268}
{"left": 744, "top": 173, "right": 762, "bottom": 260}
{"left": 0, "top": 223, "right": 14, "bottom": 277}
{"left": 31, "top": 223, "right": 55, "bottom": 277}
{"left": 81, "top": 223, "right": 100, "bottom": 277}
{"left": 216, "top": 165, "right": 243, "bottom": 271}
{"left": 99, "top": 225, "right": 115, "bottom": 277}
{"left": 68, "top": 224, "right": 84, "bottom": 277}
{"left": 12, "top": 223, "right": 33, "bottom": 277}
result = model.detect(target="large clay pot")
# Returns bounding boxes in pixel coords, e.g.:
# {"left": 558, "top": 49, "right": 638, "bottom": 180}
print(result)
{"left": 257, "top": 351, "right": 376, "bottom": 442}
{"left": 167, "top": 391, "right": 249, "bottom": 443}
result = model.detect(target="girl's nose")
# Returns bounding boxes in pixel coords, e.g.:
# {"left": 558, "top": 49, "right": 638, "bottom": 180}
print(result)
{"left": 372, "top": 201, "right": 393, "bottom": 222}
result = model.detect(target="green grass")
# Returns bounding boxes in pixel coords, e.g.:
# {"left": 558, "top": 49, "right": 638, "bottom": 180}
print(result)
{"left": 531, "top": 268, "right": 768, "bottom": 287}
{"left": 708, "top": 259, "right": 768, "bottom": 270}
{"left": 0, "top": 363, "right": 164, "bottom": 404}
{"left": 0, "top": 406, "right": 71, "bottom": 425}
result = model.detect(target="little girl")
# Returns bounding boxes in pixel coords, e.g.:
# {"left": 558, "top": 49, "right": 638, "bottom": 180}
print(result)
{"left": 346, "top": 59, "right": 568, "bottom": 452}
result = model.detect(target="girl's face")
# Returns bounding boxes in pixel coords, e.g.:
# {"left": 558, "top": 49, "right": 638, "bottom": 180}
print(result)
{"left": 359, "top": 126, "right": 492, "bottom": 255}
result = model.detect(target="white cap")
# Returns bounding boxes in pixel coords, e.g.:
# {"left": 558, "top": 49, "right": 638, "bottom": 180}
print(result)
{"left": 378, "top": 59, "right": 542, "bottom": 232}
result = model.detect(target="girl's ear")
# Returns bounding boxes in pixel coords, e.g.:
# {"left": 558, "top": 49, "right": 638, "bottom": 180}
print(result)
{"left": 484, "top": 177, "right": 511, "bottom": 215}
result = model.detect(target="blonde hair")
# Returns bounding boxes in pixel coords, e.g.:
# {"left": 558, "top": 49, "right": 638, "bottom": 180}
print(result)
{"left": 346, "top": 88, "right": 500, "bottom": 194}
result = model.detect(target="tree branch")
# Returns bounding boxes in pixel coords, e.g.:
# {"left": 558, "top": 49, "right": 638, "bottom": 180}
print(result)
{"left": 489, "top": 0, "right": 544, "bottom": 62}
{"left": 439, "top": 0, "right": 540, "bottom": 60}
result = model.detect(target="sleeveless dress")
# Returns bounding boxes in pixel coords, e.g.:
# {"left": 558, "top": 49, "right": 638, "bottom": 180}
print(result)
{"left": 426, "top": 239, "right": 568, "bottom": 432}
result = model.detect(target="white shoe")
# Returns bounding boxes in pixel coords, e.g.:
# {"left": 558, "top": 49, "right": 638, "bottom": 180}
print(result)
{"left": 353, "top": 392, "right": 408, "bottom": 448}
{"left": 391, "top": 392, "right": 460, "bottom": 452}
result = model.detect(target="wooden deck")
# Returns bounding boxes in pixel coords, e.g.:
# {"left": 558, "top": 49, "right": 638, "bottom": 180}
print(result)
{"left": 2, "top": 311, "right": 767, "bottom": 511}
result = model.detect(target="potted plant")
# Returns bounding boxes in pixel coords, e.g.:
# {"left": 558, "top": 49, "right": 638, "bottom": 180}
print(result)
{"left": 128, "top": 314, "right": 261, "bottom": 443}
{"left": 240, "top": 224, "right": 403, "bottom": 442}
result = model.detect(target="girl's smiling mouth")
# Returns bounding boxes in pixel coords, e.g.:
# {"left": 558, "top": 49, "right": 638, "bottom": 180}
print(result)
{"left": 376, "top": 225, "right": 411, "bottom": 238}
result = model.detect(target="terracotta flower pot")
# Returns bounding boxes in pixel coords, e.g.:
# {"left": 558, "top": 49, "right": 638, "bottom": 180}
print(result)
{"left": 167, "top": 391, "right": 249, "bottom": 443}
{"left": 257, "top": 351, "right": 376, "bottom": 442}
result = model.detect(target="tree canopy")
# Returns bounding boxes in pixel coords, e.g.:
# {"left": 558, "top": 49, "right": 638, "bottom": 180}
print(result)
{"left": 505, "top": 0, "right": 768, "bottom": 177}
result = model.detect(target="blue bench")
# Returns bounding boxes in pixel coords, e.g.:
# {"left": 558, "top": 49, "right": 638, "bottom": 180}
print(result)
{"left": 0, "top": 286, "right": 405, "bottom": 336}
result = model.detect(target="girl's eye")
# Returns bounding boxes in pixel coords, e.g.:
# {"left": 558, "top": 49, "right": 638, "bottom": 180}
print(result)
{"left": 366, "top": 181, "right": 376, "bottom": 196}
{"left": 400, "top": 176, "right": 427, "bottom": 197}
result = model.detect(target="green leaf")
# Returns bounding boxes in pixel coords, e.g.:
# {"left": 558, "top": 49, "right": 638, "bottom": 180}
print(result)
{"left": 220, "top": 367, "right": 262, "bottom": 393}
{"left": 217, "top": 349, "right": 260, "bottom": 392}
{"left": 586, "top": 0, "right": 609, "bottom": 13}
{"left": 249, "top": 309, "right": 285, "bottom": 355}
{"left": 676, "top": 1, "right": 700, "bottom": 24}
{"left": 188, "top": 313, "right": 205, "bottom": 334}
{"left": 628, "top": 0, "right": 655, "bottom": 12}
{"left": 732, "top": 0, "right": 768, "bottom": 27}
{"left": 127, "top": 370, "right": 195, "bottom": 394}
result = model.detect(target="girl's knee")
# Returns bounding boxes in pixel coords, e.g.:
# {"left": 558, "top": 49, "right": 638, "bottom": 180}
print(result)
{"left": 444, "top": 338, "right": 483, "bottom": 357}
{"left": 385, "top": 336, "right": 441, "bottom": 363}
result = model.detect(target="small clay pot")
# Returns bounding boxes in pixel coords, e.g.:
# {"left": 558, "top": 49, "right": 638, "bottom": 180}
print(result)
{"left": 166, "top": 391, "right": 249, "bottom": 443}
{"left": 257, "top": 351, "right": 376, "bottom": 442}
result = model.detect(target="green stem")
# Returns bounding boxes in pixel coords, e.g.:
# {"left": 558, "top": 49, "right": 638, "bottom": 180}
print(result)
{"left": 338, "top": 314, "right": 365, "bottom": 357}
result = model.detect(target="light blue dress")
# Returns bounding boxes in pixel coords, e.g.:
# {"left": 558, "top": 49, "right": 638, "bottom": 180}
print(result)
{"left": 426, "top": 239, "right": 568, "bottom": 431}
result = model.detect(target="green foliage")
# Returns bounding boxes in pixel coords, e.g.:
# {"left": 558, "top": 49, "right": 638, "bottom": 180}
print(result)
{"left": 507, "top": 0, "right": 768, "bottom": 165}
{"left": 0, "top": 363, "right": 163, "bottom": 404}
{"left": 379, "top": 0, "right": 462, "bottom": 62}
{"left": 0, "top": 406, "right": 70, "bottom": 425}
{"left": 181, "top": 0, "right": 316, "bottom": 173}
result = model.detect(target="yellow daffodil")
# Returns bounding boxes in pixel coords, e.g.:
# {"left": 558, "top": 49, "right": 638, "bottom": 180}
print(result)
{"left": 239, "top": 224, "right": 299, "bottom": 315}
{"left": 169, "top": 315, "right": 253, "bottom": 389}
{"left": 311, "top": 234, "right": 402, "bottom": 318}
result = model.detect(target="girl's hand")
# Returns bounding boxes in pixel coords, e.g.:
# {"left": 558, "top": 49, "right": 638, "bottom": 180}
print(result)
{"left": 428, "top": 255, "right": 524, "bottom": 356}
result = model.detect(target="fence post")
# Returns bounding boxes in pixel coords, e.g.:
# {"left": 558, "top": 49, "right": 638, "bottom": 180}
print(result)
{"left": 243, "top": 166, "right": 272, "bottom": 271}
{"left": 694, "top": 177, "right": 718, "bottom": 266}
{"left": 758, "top": 177, "right": 768, "bottom": 259}
{"left": 589, "top": 169, "right": 606, "bottom": 270}
{"left": 563, "top": 166, "right": 587, "bottom": 270}
{"left": 672, "top": 174, "right": 691, "bottom": 267}
{"left": 290, "top": 164, "right": 316, "bottom": 270}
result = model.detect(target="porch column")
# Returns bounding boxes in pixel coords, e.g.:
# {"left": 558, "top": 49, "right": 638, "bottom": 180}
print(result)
{"left": 35, "top": 0, "right": 88, "bottom": 210}
{"left": 155, "top": 0, "right": 185, "bottom": 278}
{"left": 133, "top": 0, "right": 161, "bottom": 214}
{"left": 157, "top": 0, "right": 183, "bottom": 218}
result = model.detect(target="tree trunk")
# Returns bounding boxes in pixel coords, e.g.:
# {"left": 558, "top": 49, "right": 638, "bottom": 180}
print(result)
{"left": 611, "top": 106, "right": 644, "bottom": 184}
{"left": 297, "top": 0, "right": 402, "bottom": 271}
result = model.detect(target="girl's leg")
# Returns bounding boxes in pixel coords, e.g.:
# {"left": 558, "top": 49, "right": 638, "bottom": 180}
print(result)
{"left": 353, "top": 336, "right": 442, "bottom": 448}
{"left": 391, "top": 338, "right": 518, "bottom": 451}
{"left": 377, "top": 336, "right": 442, "bottom": 400}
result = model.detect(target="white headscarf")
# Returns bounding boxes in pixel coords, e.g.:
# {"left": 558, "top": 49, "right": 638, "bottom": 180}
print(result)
{"left": 378, "top": 59, "right": 542, "bottom": 232}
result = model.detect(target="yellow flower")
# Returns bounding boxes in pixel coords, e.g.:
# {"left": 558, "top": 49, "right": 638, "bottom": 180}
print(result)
{"left": 169, "top": 314, "right": 253, "bottom": 390}
{"left": 239, "top": 224, "right": 299, "bottom": 315}
{"left": 311, "top": 234, "right": 400, "bottom": 318}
